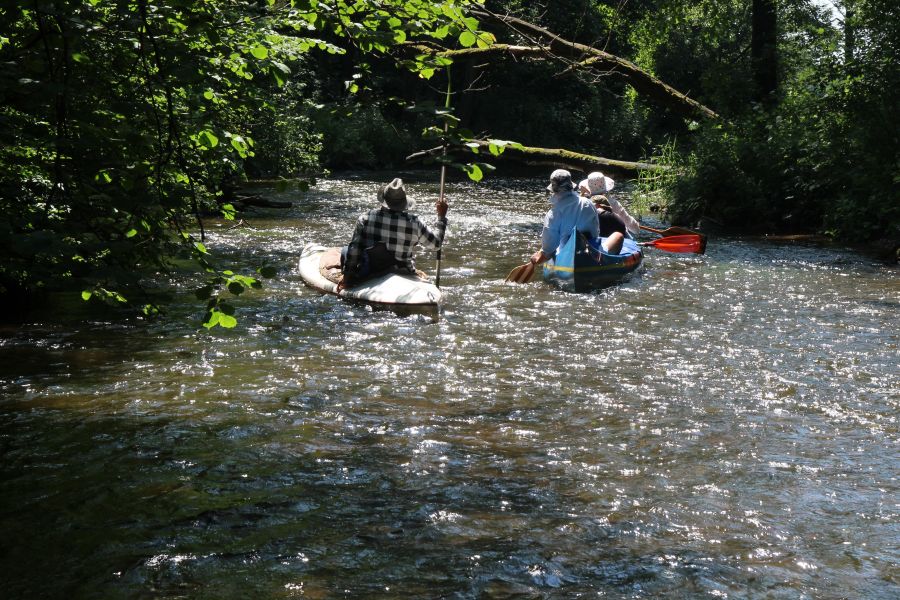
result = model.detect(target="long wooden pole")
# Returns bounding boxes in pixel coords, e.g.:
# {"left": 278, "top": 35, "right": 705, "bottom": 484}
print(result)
{"left": 435, "top": 68, "right": 451, "bottom": 288}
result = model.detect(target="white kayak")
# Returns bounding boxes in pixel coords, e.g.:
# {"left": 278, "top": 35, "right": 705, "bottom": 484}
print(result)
{"left": 298, "top": 244, "right": 442, "bottom": 313}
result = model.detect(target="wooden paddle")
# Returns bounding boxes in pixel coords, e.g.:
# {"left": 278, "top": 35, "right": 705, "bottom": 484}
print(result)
{"left": 640, "top": 234, "right": 705, "bottom": 254}
{"left": 640, "top": 224, "right": 707, "bottom": 254}
{"left": 505, "top": 260, "right": 536, "bottom": 284}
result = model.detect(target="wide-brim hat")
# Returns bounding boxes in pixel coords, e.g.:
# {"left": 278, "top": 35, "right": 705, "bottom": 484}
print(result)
{"left": 547, "top": 169, "right": 574, "bottom": 192}
{"left": 379, "top": 177, "right": 410, "bottom": 211}
{"left": 587, "top": 171, "right": 615, "bottom": 195}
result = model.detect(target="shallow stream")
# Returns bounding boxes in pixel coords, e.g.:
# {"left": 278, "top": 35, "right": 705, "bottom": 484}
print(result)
{"left": 1, "top": 174, "right": 897, "bottom": 598}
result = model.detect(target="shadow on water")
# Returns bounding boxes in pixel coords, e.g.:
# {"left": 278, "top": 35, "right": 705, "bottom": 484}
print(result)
{"left": 1, "top": 173, "right": 898, "bottom": 598}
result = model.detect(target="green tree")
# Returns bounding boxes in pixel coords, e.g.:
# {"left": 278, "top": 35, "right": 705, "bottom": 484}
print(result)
{"left": 0, "top": 0, "right": 492, "bottom": 324}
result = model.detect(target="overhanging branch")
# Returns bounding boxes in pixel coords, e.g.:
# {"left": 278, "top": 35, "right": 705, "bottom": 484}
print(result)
{"left": 468, "top": 9, "right": 719, "bottom": 121}
{"left": 407, "top": 140, "right": 666, "bottom": 178}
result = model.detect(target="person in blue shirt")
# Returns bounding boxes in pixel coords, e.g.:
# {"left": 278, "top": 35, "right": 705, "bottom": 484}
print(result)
{"left": 528, "top": 169, "right": 624, "bottom": 267}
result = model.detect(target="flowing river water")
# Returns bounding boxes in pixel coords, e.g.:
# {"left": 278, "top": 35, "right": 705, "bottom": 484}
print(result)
{"left": 1, "top": 174, "right": 898, "bottom": 598}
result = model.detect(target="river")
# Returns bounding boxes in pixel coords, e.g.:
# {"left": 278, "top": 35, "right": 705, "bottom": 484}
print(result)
{"left": 1, "top": 174, "right": 897, "bottom": 598}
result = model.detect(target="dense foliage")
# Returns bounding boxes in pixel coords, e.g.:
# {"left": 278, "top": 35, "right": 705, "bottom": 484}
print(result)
{"left": 657, "top": 0, "right": 899, "bottom": 244}
{"left": 448, "top": 1, "right": 896, "bottom": 246}
{"left": 0, "top": 0, "right": 490, "bottom": 323}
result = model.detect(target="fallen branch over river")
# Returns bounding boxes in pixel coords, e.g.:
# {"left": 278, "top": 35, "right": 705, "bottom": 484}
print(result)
{"left": 408, "top": 140, "right": 666, "bottom": 178}
{"left": 410, "top": 8, "right": 719, "bottom": 123}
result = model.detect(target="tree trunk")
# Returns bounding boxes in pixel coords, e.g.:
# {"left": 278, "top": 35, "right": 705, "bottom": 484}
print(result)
{"left": 751, "top": 0, "right": 778, "bottom": 104}
{"left": 844, "top": 2, "right": 856, "bottom": 64}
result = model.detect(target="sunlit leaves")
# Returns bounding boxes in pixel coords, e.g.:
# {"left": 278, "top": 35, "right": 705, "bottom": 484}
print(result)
{"left": 220, "top": 203, "right": 236, "bottom": 221}
{"left": 203, "top": 305, "right": 237, "bottom": 329}
{"left": 249, "top": 44, "right": 268, "bottom": 60}
{"left": 199, "top": 270, "right": 263, "bottom": 328}
{"left": 458, "top": 30, "right": 476, "bottom": 47}
{"left": 226, "top": 132, "right": 253, "bottom": 158}
{"left": 485, "top": 139, "right": 522, "bottom": 156}
{"left": 80, "top": 286, "right": 127, "bottom": 305}
{"left": 464, "top": 162, "right": 483, "bottom": 181}
{"left": 270, "top": 61, "right": 291, "bottom": 86}
{"left": 197, "top": 130, "right": 219, "bottom": 149}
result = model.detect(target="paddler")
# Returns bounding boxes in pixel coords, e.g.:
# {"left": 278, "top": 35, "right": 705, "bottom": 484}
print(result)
{"left": 339, "top": 177, "right": 448, "bottom": 288}
{"left": 529, "top": 169, "right": 624, "bottom": 268}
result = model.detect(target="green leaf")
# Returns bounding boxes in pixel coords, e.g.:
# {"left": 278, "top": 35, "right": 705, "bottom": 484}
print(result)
{"left": 230, "top": 136, "right": 249, "bottom": 157}
{"left": 81, "top": 290, "right": 92, "bottom": 301}
{"left": 459, "top": 31, "right": 476, "bottom": 47}
{"left": 258, "top": 265, "right": 277, "bottom": 278}
{"left": 125, "top": 228, "right": 137, "bottom": 238}
{"left": 227, "top": 281, "right": 244, "bottom": 295}
{"left": 476, "top": 32, "right": 495, "bottom": 49}
{"left": 199, "top": 130, "right": 219, "bottom": 148}
{"left": 465, "top": 163, "right": 483, "bottom": 182}
{"left": 250, "top": 45, "right": 268, "bottom": 60}
{"left": 203, "top": 311, "right": 221, "bottom": 329}
{"left": 218, "top": 313, "right": 237, "bottom": 328}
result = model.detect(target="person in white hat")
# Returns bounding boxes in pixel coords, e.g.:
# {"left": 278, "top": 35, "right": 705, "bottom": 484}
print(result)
{"left": 528, "top": 168, "right": 623, "bottom": 265}
{"left": 578, "top": 171, "right": 641, "bottom": 237}
{"left": 340, "top": 177, "right": 448, "bottom": 287}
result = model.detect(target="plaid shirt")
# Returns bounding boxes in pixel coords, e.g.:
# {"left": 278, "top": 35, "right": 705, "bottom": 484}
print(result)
{"left": 343, "top": 207, "right": 447, "bottom": 275}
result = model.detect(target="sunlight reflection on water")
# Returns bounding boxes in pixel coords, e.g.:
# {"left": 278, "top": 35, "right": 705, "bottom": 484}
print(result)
{"left": 0, "top": 173, "right": 898, "bottom": 598}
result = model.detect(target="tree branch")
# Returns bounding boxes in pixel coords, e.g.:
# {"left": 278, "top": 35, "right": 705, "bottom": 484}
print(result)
{"left": 469, "top": 8, "right": 719, "bottom": 121}
{"left": 407, "top": 140, "right": 666, "bottom": 178}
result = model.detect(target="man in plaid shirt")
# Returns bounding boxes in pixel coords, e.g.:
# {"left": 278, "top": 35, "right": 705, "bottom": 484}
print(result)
{"left": 341, "top": 178, "right": 448, "bottom": 286}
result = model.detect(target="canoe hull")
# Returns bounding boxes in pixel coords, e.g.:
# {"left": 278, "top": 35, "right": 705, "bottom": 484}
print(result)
{"left": 298, "top": 244, "right": 442, "bottom": 314}
{"left": 543, "top": 229, "right": 643, "bottom": 290}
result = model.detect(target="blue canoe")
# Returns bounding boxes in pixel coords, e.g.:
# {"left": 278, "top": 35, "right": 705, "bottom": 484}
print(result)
{"left": 543, "top": 227, "right": 643, "bottom": 290}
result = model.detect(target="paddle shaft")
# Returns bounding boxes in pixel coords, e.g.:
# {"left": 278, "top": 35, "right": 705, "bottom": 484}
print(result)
{"left": 435, "top": 161, "right": 446, "bottom": 287}
{"left": 435, "top": 69, "right": 452, "bottom": 289}
{"left": 640, "top": 224, "right": 704, "bottom": 238}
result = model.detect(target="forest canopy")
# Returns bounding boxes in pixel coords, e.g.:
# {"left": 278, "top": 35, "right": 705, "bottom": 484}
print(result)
{"left": 1, "top": 0, "right": 897, "bottom": 323}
